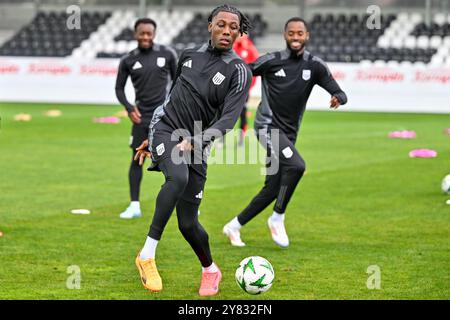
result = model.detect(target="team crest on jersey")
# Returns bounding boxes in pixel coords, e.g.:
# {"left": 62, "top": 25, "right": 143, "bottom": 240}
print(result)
{"left": 282, "top": 146, "right": 293, "bottom": 159}
{"left": 156, "top": 57, "right": 166, "bottom": 67}
{"left": 212, "top": 72, "right": 226, "bottom": 85}
{"left": 302, "top": 69, "right": 311, "bottom": 80}
{"left": 156, "top": 143, "right": 165, "bottom": 156}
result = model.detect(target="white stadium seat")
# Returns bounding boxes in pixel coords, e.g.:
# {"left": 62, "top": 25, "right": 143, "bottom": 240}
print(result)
{"left": 410, "top": 13, "right": 423, "bottom": 24}
{"left": 413, "top": 61, "right": 426, "bottom": 68}
{"left": 443, "top": 36, "right": 450, "bottom": 47}
{"left": 104, "top": 43, "right": 115, "bottom": 53}
{"left": 430, "top": 55, "right": 444, "bottom": 66}
{"left": 387, "top": 60, "right": 399, "bottom": 68}
{"left": 127, "top": 42, "right": 136, "bottom": 51}
{"left": 400, "top": 60, "right": 413, "bottom": 68}
{"left": 437, "top": 46, "right": 449, "bottom": 56}
{"left": 374, "top": 60, "right": 386, "bottom": 67}
{"left": 397, "top": 12, "right": 409, "bottom": 23}
{"left": 115, "top": 41, "right": 128, "bottom": 53}
{"left": 416, "top": 35, "right": 429, "bottom": 49}
{"left": 429, "top": 35, "right": 442, "bottom": 49}
{"left": 391, "top": 37, "right": 403, "bottom": 49}
{"left": 71, "top": 48, "right": 83, "bottom": 58}
{"left": 404, "top": 36, "right": 417, "bottom": 49}
{"left": 377, "top": 36, "right": 390, "bottom": 48}
{"left": 433, "top": 13, "right": 446, "bottom": 25}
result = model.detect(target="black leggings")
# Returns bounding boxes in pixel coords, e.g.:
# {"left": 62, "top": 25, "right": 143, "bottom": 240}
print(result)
{"left": 129, "top": 150, "right": 143, "bottom": 201}
{"left": 147, "top": 156, "right": 212, "bottom": 267}
{"left": 240, "top": 106, "right": 247, "bottom": 131}
{"left": 237, "top": 130, "right": 306, "bottom": 225}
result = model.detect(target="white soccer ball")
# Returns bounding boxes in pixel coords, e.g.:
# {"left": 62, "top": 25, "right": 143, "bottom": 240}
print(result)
{"left": 235, "top": 256, "right": 275, "bottom": 295}
{"left": 442, "top": 174, "right": 450, "bottom": 194}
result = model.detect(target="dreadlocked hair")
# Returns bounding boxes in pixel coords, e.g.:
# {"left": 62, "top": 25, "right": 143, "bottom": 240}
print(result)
{"left": 207, "top": 4, "right": 252, "bottom": 36}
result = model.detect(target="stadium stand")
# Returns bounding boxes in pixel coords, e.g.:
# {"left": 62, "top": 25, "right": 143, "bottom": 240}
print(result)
{"left": 95, "top": 11, "right": 267, "bottom": 58}
{"left": 0, "top": 9, "right": 449, "bottom": 66}
{"left": 0, "top": 11, "right": 110, "bottom": 57}
{"left": 0, "top": 8, "right": 267, "bottom": 59}
{"left": 305, "top": 12, "right": 450, "bottom": 66}
{"left": 307, "top": 13, "right": 396, "bottom": 63}
{"left": 93, "top": 10, "right": 194, "bottom": 59}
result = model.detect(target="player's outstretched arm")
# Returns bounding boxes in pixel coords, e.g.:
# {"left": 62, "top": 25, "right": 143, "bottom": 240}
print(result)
{"left": 314, "top": 57, "right": 348, "bottom": 109}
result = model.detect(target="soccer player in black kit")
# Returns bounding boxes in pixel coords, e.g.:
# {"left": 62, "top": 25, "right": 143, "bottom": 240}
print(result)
{"left": 115, "top": 18, "right": 177, "bottom": 219}
{"left": 133, "top": 5, "right": 251, "bottom": 296}
{"left": 223, "top": 17, "right": 348, "bottom": 248}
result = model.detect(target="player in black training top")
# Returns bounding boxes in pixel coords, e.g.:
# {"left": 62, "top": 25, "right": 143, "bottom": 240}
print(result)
{"left": 115, "top": 18, "right": 177, "bottom": 219}
{"left": 133, "top": 5, "right": 252, "bottom": 296}
{"left": 223, "top": 17, "right": 348, "bottom": 248}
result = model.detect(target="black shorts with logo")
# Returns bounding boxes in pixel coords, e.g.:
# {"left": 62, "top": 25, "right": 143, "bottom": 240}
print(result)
{"left": 256, "top": 126, "right": 305, "bottom": 176}
{"left": 130, "top": 122, "right": 150, "bottom": 150}
{"left": 148, "top": 120, "right": 207, "bottom": 205}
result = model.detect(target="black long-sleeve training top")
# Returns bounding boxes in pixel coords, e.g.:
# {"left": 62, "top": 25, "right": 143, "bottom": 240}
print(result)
{"left": 115, "top": 44, "right": 177, "bottom": 121}
{"left": 251, "top": 48, "right": 348, "bottom": 141}
{"left": 150, "top": 42, "right": 252, "bottom": 148}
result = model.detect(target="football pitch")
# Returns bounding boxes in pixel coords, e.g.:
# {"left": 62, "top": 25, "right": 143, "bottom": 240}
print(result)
{"left": 0, "top": 102, "right": 449, "bottom": 300}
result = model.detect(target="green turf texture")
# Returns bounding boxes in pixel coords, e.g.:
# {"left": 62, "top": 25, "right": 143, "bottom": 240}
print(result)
{"left": 0, "top": 102, "right": 449, "bottom": 300}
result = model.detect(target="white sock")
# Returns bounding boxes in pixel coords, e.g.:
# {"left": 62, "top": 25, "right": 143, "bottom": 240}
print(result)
{"left": 140, "top": 236, "right": 158, "bottom": 260}
{"left": 202, "top": 262, "right": 219, "bottom": 273}
{"left": 270, "top": 211, "right": 285, "bottom": 223}
{"left": 130, "top": 201, "right": 140, "bottom": 211}
{"left": 227, "top": 217, "right": 242, "bottom": 230}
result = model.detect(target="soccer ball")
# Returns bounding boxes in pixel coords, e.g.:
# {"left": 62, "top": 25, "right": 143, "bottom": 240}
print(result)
{"left": 235, "top": 256, "right": 275, "bottom": 295}
{"left": 442, "top": 174, "right": 450, "bottom": 194}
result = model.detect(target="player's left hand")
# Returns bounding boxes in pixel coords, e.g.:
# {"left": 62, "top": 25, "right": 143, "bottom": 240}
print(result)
{"left": 176, "top": 139, "right": 193, "bottom": 152}
{"left": 330, "top": 96, "right": 341, "bottom": 109}
{"left": 134, "top": 139, "right": 151, "bottom": 166}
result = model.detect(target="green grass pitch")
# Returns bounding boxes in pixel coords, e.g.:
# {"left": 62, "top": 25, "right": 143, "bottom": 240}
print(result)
{"left": 0, "top": 102, "right": 449, "bottom": 299}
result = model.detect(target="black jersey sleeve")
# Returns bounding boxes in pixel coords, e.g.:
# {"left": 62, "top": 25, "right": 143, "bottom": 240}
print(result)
{"left": 249, "top": 52, "right": 275, "bottom": 76}
{"left": 314, "top": 57, "right": 348, "bottom": 105}
{"left": 169, "top": 50, "right": 186, "bottom": 92}
{"left": 168, "top": 47, "right": 178, "bottom": 81}
{"left": 188, "top": 63, "right": 252, "bottom": 148}
{"left": 115, "top": 57, "right": 134, "bottom": 112}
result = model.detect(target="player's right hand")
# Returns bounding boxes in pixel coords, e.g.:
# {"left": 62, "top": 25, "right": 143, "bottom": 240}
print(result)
{"left": 134, "top": 139, "right": 151, "bottom": 166}
{"left": 129, "top": 107, "right": 142, "bottom": 124}
{"left": 329, "top": 96, "right": 341, "bottom": 109}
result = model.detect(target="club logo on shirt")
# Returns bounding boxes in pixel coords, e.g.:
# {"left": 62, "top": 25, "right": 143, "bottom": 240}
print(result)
{"left": 183, "top": 59, "right": 192, "bottom": 68}
{"left": 282, "top": 146, "right": 293, "bottom": 159}
{"left": 212, "top": 72, "right": 226, "bottom": 85}
{"left": 275, "top": 69, "right": 286, "bottom": 77}
{"left": 156, "top": 57, "right": 166, "bottom": 67}
{"left": 132, "top": 61, "right": 143, "bottom": 70}
{"left": 302, "top": 69, "right": 311, "bottom": 80}
{"left": 156, "top": 143, "right": 165, "bottom": 156}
